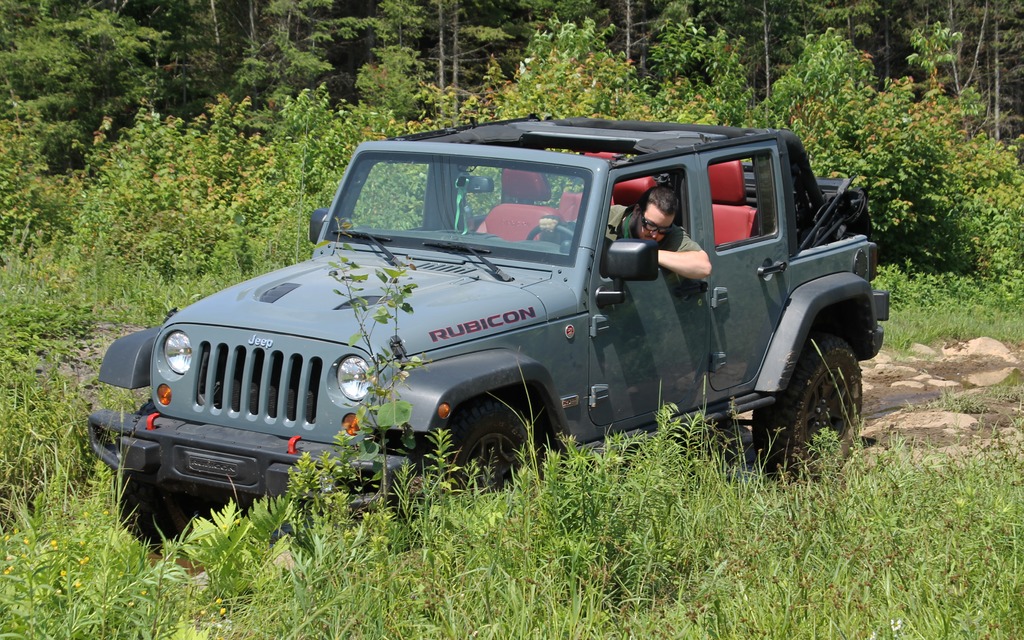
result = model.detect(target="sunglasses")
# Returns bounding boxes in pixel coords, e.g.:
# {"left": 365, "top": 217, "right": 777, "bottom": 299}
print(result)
{"left": 640, "top": 215, "right": 672, "bottom": 234}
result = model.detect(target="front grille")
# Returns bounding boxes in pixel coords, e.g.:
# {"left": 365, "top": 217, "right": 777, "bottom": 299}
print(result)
{"left": 194, "top": 341, "right": 323, "bottom": 425}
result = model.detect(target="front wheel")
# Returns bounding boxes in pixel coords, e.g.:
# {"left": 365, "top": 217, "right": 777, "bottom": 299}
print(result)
{"left": 753, "top": 333, "right": 861, "bottom": 474}
{"left": 117, "top": 476, "right": 182, "bottom": 543}
{"left": 451, "top": 398, "right": 528, "bottom": 490}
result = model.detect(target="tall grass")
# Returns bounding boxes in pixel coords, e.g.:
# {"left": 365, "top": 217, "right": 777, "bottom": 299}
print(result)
{"left": 6, "top": 414, "right": 1020, "bottom": 638}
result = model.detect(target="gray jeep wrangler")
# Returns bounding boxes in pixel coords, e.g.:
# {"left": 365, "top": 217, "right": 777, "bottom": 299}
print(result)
{"left": 89, "top": 117, "right": 888, "bottom": 533}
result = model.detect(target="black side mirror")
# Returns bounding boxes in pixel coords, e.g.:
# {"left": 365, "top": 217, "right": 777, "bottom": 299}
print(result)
{"left": 601, "top": 239, "right": 659, "bottom": 280}
{"left": 309, "top": 208, "right": 329, "bottom": 244}
{"left": 596, "top": 240, "right": 659, "bottom": 307}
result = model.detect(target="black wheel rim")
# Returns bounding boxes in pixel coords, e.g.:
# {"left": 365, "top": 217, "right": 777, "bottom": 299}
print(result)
{"left": 806, "top": 371, "right": 852, "bottom": 441}
{"left": 467, "top": 432, "right": 519, "bottom": 489}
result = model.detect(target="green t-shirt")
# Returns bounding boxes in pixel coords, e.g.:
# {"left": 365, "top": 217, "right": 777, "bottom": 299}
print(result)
{"left": 607, "top": 205, "right": 701, "bottom": 253}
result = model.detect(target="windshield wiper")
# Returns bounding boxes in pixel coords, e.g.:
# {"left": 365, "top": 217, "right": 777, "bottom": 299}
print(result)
{"left": 422, "top": 241, "right": 514, "bottom": 282}
{"left": 339, "top": 230, "right": 400, "bottom": 268}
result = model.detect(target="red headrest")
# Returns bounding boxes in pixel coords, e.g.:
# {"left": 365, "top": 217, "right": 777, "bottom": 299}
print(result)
{"left": 612, "top": 176, "right": 656, "bottom": 207}
{"left": 708, "top": 160, "right": 746, "bottom": 205}
{"left": 502, "top": 169, "right": 551, "bottom": 202}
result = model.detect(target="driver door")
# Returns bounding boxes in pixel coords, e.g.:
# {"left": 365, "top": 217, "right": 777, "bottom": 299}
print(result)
{"left": 587, "top": 167, "right": 710, "bottom": 430}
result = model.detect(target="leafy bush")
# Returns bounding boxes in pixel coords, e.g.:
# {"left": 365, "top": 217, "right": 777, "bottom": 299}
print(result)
{"left": 763, "top": 30, "right": 1024, "bottom": 280}
{"left": 180, "top": 498, "right": 295, "bottom": 599}
{"left": 476, "top": 19, "right": 648, "bottom": 121}
{"left": 78, "top": 98, "right": 293, "bottom": 277}
{"left": 647, "top": 20, "right": 752, "bottom": 126}
{"left": 955, "top": 134, "right": 1024, "bottom": 282}
{"left": 0, "top": 120, "right": 69, "bottom": 248}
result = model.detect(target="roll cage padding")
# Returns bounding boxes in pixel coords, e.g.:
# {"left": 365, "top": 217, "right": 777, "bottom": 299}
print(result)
{"left": 98, "top": 327, "right": 159, "bottom": 389}
{"left": 755, "top": 273, "right": 879, "bottom": 393}
{"left": 400, "top": 349, "right": 567, "bottom": 434}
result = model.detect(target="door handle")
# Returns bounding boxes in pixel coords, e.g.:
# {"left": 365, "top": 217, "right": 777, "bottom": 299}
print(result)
{"left": 757, "top": 259, "right": 788, "bottom": 279}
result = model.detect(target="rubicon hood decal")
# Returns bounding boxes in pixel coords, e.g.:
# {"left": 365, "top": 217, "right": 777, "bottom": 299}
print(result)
{"left": 428, "top": 307, "right": 537, "bottom": 342}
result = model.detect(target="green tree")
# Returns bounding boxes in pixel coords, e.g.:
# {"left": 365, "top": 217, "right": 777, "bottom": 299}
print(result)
{"left": 0, "top": 2, "right": 162, "bottom": 169}
{"left": 356, "top": 0, "right": 429, "bottom": 120}
{"left": 647, "top": 19, "right": 751, "bottom": 125}
{"left": 519, "top": 0, "right": 600, "bottom": 23}
{"left": 479, "top": 19, "right": 646, "bottom": 120}
{"left": 356, "top": 46, "right": 429, "bottom": 120}
{"left": 232, "top": 0, "right": 357, "bottom": 106}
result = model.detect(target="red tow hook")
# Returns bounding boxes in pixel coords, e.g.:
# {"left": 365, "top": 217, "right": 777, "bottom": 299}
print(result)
{"left": 287, "top": 435, "right": 302, "bottom": 455}
{"left": 145, "top": 413, "right": 160, "bottom": 431}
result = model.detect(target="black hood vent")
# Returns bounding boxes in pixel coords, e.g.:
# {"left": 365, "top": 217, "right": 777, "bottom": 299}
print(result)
{"left": 259, "top": 283, "right": 301, "bottom": 303}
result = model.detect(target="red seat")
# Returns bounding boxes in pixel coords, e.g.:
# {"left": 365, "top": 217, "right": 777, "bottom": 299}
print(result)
{"left": 709, "top": 160, "right": 756, "bottom": 245}
{"left": 478, "top": 169, "right": 559, "bottom": 241}
{"left": 477, "top": 204, "right": 559, "bottom": 240}
{"left": 499, "top": 168, "right": 551, "bottom": 202}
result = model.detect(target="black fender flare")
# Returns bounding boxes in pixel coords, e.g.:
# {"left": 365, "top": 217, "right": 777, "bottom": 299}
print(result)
{"left": 98, "top": 327, "right": 159, "bottom": 389}
{"left": 401, "top": 349, "right": 567, "bottom": 435}
{"left": 755, "top": 273, "right": 879, "bottom": 393}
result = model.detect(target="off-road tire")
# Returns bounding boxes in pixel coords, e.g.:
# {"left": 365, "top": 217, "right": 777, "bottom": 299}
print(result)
{"left": 753, "top": 332, "right": 861, "bottom": 474}
{"left": 118, "top": 476, "right": 180, "bottom": 543}
{"left": 451, "top": 398, "right": 528, "bottom": 490}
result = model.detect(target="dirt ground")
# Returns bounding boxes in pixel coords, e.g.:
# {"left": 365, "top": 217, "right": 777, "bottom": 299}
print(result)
{"left": 860, "top": 337, "right": 1024, "bottom": 454}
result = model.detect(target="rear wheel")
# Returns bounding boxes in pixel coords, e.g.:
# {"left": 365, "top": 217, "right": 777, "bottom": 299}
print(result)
{"left": 451, "top": 398, "right": 528, "bottom": 490}
{"left": 753, "top": 333, "right": 861, "bottom": 474}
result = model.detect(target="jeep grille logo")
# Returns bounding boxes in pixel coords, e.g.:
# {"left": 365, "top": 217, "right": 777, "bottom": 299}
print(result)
{"left": 247, "top": 334, "right": 274, "bottom": 349}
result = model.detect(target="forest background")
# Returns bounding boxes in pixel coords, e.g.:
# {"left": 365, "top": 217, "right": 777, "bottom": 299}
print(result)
{"left": 0, "top": 0, "right": 1023, "bottom": 289}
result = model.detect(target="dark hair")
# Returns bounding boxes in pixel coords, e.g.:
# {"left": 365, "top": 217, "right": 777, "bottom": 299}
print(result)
{"left": 635, "top": 185, "right": 678, "bottom": 220}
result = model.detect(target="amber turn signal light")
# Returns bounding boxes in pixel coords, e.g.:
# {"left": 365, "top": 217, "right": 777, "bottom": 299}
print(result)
{"left": 156, "top": 384, "right": 172, "bottom": 406}
{"left": 343, "top": 413, "right": 360, "bottom": 436}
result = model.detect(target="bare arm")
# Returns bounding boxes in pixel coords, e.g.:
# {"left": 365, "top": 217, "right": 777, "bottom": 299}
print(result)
{"left": 658, "top": 249, "right": 712, "bottom": 279}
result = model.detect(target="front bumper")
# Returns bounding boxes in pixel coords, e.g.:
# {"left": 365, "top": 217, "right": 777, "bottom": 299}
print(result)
{"left": 88, "top": 409, "right": 407, "bottom": 504}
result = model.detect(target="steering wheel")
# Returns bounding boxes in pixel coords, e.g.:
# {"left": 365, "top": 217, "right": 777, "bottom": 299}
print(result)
{"left": 526, "top": 221, "right": 575, "bottom": 242}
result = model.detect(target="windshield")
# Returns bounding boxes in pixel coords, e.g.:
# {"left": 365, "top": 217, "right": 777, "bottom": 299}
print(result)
{"left": 327, "top": 151, "right": 592, "bottom": 265}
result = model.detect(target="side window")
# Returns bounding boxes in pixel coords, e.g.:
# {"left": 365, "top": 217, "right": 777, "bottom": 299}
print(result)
{"left": 609, "top": 173, "right": 690, "bottom": 232}
{"left": 708, "top": 154, "right": 777, "bottom": 247}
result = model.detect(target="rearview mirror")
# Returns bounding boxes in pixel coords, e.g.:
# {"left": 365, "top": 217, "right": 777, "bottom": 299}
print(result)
{"left": 457, "top": 175, "right": 494, "bottom": 193}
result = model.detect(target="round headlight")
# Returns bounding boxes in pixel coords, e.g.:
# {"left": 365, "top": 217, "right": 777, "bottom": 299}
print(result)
{"left": 164, "top": 331, "right": 192, "bottom": 375}
{"left": 337, "top": 356, "right": 370, "bottom": 401}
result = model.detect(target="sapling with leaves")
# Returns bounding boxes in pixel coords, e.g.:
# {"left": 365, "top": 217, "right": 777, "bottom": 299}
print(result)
{"left": 329, "top": 243, "right": 422, "bottom": 484}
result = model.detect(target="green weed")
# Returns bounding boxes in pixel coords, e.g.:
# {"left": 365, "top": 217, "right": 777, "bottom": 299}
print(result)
{"left": 928, "top": 389, "right": 991, "bottom": 414}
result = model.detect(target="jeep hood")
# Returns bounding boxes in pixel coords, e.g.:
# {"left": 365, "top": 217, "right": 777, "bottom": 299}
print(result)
{"left": 167, "top": 256, "right": 566, "bottom": 353}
